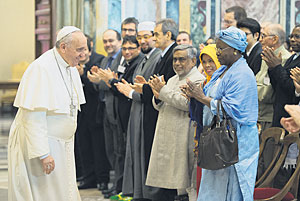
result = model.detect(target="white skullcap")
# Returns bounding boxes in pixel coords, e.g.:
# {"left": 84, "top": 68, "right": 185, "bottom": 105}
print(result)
{"left": 56, "top": 26, "right": 81, "bottom": 42}
{"left": 138, "top": 21, "right": 155, "bottom": 32}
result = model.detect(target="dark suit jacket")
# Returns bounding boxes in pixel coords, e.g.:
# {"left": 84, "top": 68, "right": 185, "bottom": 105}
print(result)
{"left": 268, "top": 54, "right": 300, "bottom": 127}
{"left": 141, "top": 42, "right": 177, "bottom": 152}
{"left": 80, "top": 51, "right": 104, "bottom": 126}
{"left": 110, "top": 53, "right": 144, "bottom": 133}
{"left": 245, "top": 42, "right": 262, "bottom": 75}
{"left": 98, "top": 51, "right": 122, "bottom": 124}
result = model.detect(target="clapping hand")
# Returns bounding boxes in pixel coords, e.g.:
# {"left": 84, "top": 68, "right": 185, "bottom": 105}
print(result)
{"left": 87, "top": 67, "right": 101, "bottom": 84}
{"left": 98, "top": 68, "right": 118, "bottom": 87}
{"left": 261, "top": 47, "right": 282, "bottom": 68}
{"left": 134, "top": 75, "right": 147, "bottom": 84}
{"left": 290, "top": 67, "right": 300, "bottom": 93}
{"left": 115, "top": 79, "right": 133, "bottom": 98}
{"left": 280, "top": 105, "right": 300, "bottom": 133}
{"left": 76, "top": 64, "right": 84, "bottom": 76}
{"left": 148, "top": 75, "right": 166, "bottom": 93}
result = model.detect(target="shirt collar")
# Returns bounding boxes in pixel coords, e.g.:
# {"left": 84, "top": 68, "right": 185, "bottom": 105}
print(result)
{"left": 54, "top": 47, "right": 70, "bottom": 68}
{"left": 112, "top": 48, "right": 121, "bottom": 59}
{"left": 161, "top": 42, "right": 175, "bottom": 58}
{"left": 145, "top": 48, "right": 156, "bottom": 59}
{"left": 246, "top": 41, "right": 259, "bottom": 56}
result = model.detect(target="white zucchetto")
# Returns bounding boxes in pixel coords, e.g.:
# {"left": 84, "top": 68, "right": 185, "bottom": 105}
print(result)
{"left": 138, "top": 21, "right": 155, "bottom": 32}
{"left": 56, "top": 26, "right": 81, "bottom": 42}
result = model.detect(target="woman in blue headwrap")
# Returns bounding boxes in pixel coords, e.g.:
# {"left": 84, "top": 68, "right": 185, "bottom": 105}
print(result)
{"left": 182, "top": 26, "right": 259, "bottom": 201}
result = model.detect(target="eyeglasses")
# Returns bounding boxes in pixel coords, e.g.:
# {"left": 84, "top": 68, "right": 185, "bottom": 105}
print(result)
{"left": 245, "top": 32, "right": 252, "bottom": 36}
{"left": 289, "top": 34, "right": 300, "bottom": 39}
{"left": 136, "top": 34, "right": 153, "bottom": 41}
{"left": 122, "top": 28, "right": 135, "bottom": 33}
{"left": 261, "top": 33, "right": 275, "bottom": 39}
{"left": 122, "top": 47, "right": 137, "bottom": 51}
{"left": 215, "top": 46, "right": 231, "bottom": 53}
{"left": 173, "top": 57, "right": 188, "bottom": 63}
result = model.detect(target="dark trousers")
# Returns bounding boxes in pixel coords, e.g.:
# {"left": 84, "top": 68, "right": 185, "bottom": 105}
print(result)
{"left": 76, "top": 109, "right": 110, "bottom": 183}
{"left": 103, "top": 109, "right": 126, "bottom": 191}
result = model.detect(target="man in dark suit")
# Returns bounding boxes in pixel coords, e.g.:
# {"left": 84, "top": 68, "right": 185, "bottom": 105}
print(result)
{"left": 262, "top": 24, "right": 300, "bottom": 194}
{"left": 76, "top": 35, "right": 111, "bottom": 190}
{"left": 96, "top": 36, "right": 144, "bottom": 198}
{"left": 87, "top": 29, "right": 122, "bottom": 194}
{"left": 237, "top": 18, "right": 262, "bottom": 75}
{"left": 133, "top": 18, "right": 178, "bottom": 201}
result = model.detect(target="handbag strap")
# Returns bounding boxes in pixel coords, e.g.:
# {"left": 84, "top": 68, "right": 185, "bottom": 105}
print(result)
{"left": 216, "top": 100, "right": 230, "bottom": 121}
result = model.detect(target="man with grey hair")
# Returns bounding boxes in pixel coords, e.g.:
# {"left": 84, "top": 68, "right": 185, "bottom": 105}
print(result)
{"left": 8, "top": 26, "right": 86, "bottom": 201}
{"left": 256, "top": 24, "right": 291, "bottom": 177}
{"left": 146, "top": 44, "right": 205, "bottom": 201}
{"left": 129, "top": 18, "right": 179, "bottom": 201}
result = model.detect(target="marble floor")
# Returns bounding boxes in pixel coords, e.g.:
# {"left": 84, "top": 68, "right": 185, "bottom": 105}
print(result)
{"left": 0, "top": 107, "right": 110, "bottom": 201}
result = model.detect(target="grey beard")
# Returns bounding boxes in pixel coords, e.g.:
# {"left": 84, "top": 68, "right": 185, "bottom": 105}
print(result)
{"left": 142, "top": 47, "right": 153, "bottom": 54}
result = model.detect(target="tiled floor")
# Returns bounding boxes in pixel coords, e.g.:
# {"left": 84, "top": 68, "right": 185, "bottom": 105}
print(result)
{"left": 0, "top": 108, "right": 110, "bottom": 201}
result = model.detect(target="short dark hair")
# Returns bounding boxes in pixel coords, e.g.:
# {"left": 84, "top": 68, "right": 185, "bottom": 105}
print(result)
{"left": 121, "top": 17, "right": 139, "bottom": 32}
{"left": 156, "top": 18, "right": 178, "bottom": 41}
{"left": 84, "top": 34, "right": 93, "bottom": 51}
{"left": 178, "top": 31, "right": 191, "bottom": 40}
{"left": 103, "top": 29, "right": 121, "bottom": 41}
{"left": 237, "top": 18, "right": 261, "bottom": 41}
{"left": 122, "top": 35, "right": 139, "bottom": 47}
{"left": 225, "top": 6, "right": 247, "bottom": 22}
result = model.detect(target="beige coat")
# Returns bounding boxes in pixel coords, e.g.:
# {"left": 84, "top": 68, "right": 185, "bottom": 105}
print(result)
{"left": 256, "top": 45, "right": 291, "bottom": 122}
{"left": 146, "top": 67, "right": 205, "bottom": 189}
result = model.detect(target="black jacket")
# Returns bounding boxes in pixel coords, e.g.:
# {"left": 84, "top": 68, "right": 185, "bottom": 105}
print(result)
{"left": 80, "top": 51, "right": 105, "bottom": 125}
{"left": 110, "top": 53, "right": 144, "bottom": 133}
{"left": 268, "top": 54, "right": 300, "bottom": 127}
{"left": 245, "top": 42, "right": 262, "bottom": 75}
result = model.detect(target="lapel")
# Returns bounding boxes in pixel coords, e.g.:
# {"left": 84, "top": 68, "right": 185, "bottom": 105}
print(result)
{"left": 284, "top": 54, "right": 300, "bottom": 70}
{"left": 155, "top": 42, "right": 177, "bottom": 74}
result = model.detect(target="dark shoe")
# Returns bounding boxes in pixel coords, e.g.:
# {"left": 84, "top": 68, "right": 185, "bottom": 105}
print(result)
{"left": 102, "top": 186, "right": 115, "bottom": 194}
{"left": 77, "top": 180, "right": 97, "bottom": 189}
{"left": 174, "top": 194, "right": 189, "bottom": 201}
{"left": 104, "top": 190, "right": 121, "bottom": 199}
{"left": 97, "top": 182, "right": 108, "bottom": 191}
{"left": 76, "top": 176, "right": 84, "bottom": 182}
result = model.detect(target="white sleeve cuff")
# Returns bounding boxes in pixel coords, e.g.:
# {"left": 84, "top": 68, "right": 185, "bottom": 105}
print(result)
{"left": 40, "top": 153, "right": 49, "bottom": 160}
{"left": 128, "top": 89, "right": 134, "bottom": 99}
{"left": 295, "top": 90, "right": 300, "bottom": 97}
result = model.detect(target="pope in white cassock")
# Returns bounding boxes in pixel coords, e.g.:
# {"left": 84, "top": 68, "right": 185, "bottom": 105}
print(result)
{"left": 8, "top": 26, "right": 86, "bottom": 201}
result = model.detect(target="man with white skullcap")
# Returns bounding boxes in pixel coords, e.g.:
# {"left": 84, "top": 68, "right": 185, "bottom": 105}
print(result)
{"left": 114, "top": 21, "right": 162, "bottom": 200}
{"left": 8, "top": 26, "right": 86, "bottom": 201}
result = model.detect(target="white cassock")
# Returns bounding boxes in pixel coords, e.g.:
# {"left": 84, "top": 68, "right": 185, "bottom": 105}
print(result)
{"left": 8, "top": 47, "right": 85, "bottom": 201}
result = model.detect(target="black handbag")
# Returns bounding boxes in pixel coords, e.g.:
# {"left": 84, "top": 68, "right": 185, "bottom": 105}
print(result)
{"left": 198, "top": 100, "right": 239, "bottom": 170}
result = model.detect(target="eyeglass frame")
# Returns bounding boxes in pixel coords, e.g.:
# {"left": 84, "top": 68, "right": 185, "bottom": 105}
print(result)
{"left": 173, "top": 56, "right": 189, "bottom": 63}
{"left": 289, "top": 34, "right": 300, "bottom": 40}
{"left": 122, "top": 47, "right": 138, "bottom": 51}
{"left": 215, "top": 46, "right": 231, "bottom": 54}
{"left": 136, "top": 34, "right": 153, "bottom": 41}
{"left": 260, "top": 33, "right": 276, "bottom": 39}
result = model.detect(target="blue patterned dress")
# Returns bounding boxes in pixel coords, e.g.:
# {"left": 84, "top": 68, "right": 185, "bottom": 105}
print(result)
{"left": 190, "top": 57, "right": 259, "bottom": 201}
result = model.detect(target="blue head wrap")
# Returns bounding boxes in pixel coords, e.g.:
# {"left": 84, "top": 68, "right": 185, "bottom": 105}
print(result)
{"left": 216, "top": 26, "right": 248, "bottom": 53}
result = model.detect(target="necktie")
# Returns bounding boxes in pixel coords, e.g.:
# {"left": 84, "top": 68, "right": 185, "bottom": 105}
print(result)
{"left": 140, "top": 56, "right": 148, "bottom": 70}
{"left": 105, "top": 57, "right": 113, "bottom": 69}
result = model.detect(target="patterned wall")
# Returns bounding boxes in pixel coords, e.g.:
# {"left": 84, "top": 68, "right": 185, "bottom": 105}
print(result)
{"left": 93, "top": 0, "right": 300, "bottom": 54}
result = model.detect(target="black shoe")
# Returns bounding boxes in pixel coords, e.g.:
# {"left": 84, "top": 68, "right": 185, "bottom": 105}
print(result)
{"left": 174, "top": 194, "right": 189, "bottom": 201}
{"left": 97, "top": 182, "right": 108, "bottom": 191}
{"left": 77, "top": 180, "right": 97, "bottom": 189}
{"left": 104, "top": 190, "right": 121, "bottom": 199}
{"left": 102, "top": 186, "right": 115, "bottom": 194}
{"left": 76, "top": 176, "right": 84, "bottom": 182}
